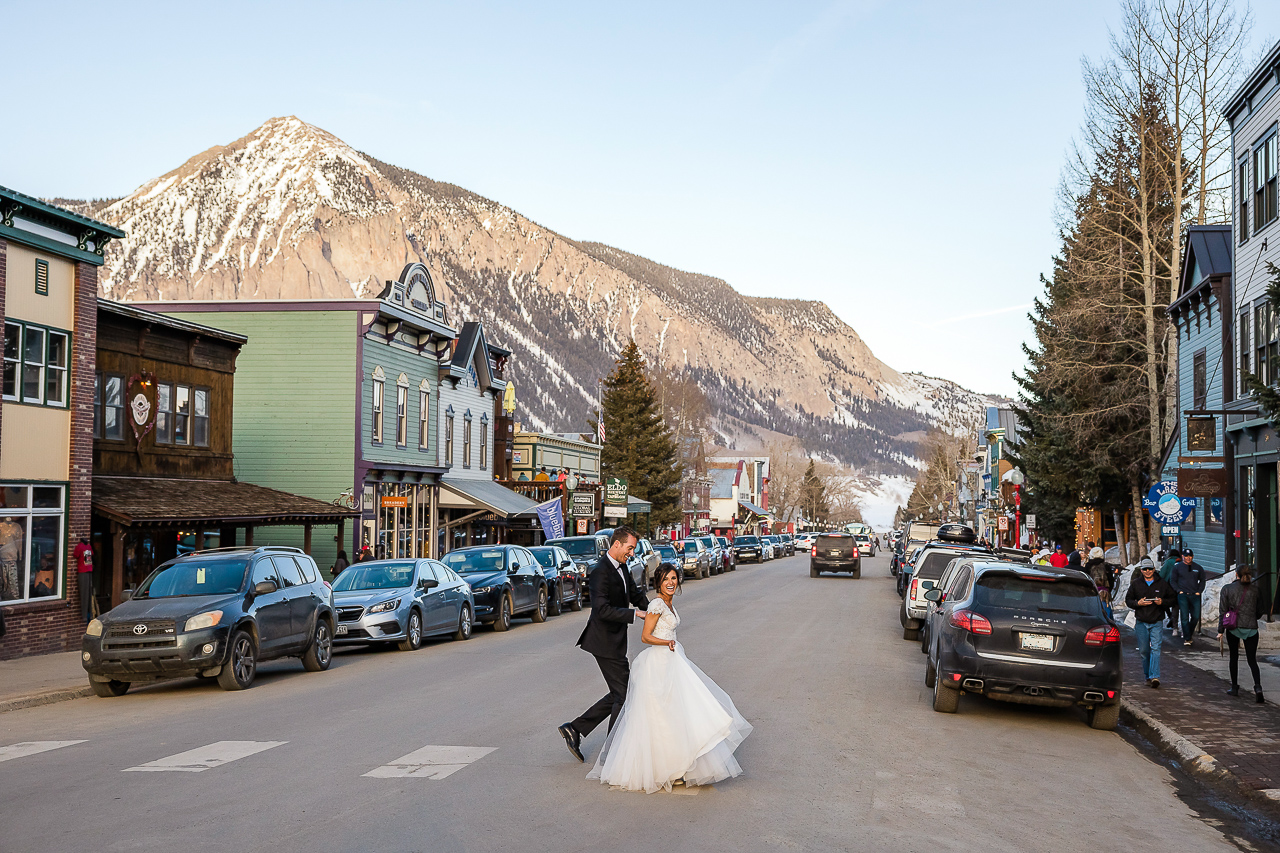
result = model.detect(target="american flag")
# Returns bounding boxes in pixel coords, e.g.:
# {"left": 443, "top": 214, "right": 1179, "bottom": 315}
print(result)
{"left": 597, "top": 412, "right": 606, "bottom": 443}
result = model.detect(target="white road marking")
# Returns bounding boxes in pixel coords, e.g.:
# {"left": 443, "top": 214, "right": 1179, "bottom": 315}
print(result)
{"left": 363, "top": 745, "right": 496, "bottom": 779}
{"left": 0, "top": 741, "right": 87, "bottom": 763}
{"left": 123, "top": 740, "right": 287, "bottom": 772}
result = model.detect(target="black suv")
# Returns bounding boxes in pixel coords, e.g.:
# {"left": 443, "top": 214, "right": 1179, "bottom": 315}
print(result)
{"left": 811, "top": 533, "right": 861, "bottom": 577}
{"left": 82, "top": 546, "right": 336, "bottom": 695}
{"left": 440, "top": 545, "right": 550, "bottom": 630}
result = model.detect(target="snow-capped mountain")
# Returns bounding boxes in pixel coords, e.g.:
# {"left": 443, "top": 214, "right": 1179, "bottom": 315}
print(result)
{"left": 69, "top": 116, "right": 997, "bottom": 474}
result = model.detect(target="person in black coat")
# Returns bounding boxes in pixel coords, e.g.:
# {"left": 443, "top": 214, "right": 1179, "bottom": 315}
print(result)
{"left": 1126, "top": 558, "right": 1177, "bottom": 687}
{"left": 558, "top": 526, "right": 650, "bottom": 762}
{"left": 1170, "top": 549, "right": 1207, "bottom": 646}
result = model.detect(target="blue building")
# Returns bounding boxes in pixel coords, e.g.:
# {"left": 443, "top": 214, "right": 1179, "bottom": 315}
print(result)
{"left": 1158, "top": 224, "right": 1233, "bottom": 575}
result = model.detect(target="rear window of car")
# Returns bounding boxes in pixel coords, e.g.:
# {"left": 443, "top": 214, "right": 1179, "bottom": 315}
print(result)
{"left": 816, "top": 535, "right": 853, "bottom": 555}
{"left": 735, "top": 537, "right": 759, "bottom": 545}
{"left": 915, "top": 550, "right": 963, "bottom": 580}
{"left": 974, "top": 575, "right": 1102, "bottom": 615}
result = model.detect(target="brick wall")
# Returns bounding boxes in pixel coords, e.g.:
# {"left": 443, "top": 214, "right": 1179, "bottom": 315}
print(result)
{"left": 0, "top": 254, "right": 96, "bottom": 661}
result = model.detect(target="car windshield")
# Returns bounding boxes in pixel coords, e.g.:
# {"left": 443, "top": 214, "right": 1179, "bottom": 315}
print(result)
{"left": 332, "top": 562, "right": 416, "bottom": 591}
{"left": 735, "top": 537, "right": 759, "bottom": 545}
{"left": 135, "top": 557, "right": 248, "bottom": 598}
{"left": 546, "top": 539, "right": 598, "bottom": 556}
{"left": 974, "top": 575, "right": 1102, "bottom": 615}
{"left": 655, "top": 545, "right": 677, "bottom": 559}
{"left": 683, "top": 542, "right": 699, "bottom": 554}
{"left": 441, "top": 550, "right": 506, "bottom": 573}
{"left": 528, "top": 548, "right": 558, "bottom": 568}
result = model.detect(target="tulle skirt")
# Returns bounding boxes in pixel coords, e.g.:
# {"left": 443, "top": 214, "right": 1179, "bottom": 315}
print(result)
{"left": 586, "top": 642, "right": 752, "bottom": 793}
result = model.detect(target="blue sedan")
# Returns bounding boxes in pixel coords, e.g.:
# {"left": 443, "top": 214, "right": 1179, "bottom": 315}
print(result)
{"left": 332, "top": 559, "right": 475, "bottom": 650}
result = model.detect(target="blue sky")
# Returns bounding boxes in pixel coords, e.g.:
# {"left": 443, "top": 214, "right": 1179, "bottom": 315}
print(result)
{"left": 5, "top": 0, "right": 1278, "bottom": 397}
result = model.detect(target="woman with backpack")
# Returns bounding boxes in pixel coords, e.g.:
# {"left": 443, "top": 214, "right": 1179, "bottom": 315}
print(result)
{"left": 1219, "top": 566, "right": 1268, "bottom": 703}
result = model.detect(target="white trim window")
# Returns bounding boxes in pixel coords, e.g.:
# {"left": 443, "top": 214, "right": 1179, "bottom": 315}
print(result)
{"left": 445, "top": 406, "right": 455, "bottom": 464}
{"left": 480, "top": 415, "right": 489, "bottom": 470}
{"left": 463, "top": 411, "right": 472, "bottom": 469}
{"left": 418, "top": 382, "right": 430, "bottom": 450}
{"left": 396, "top": 386, "right": 408, "bottom": 447}
{"left": 371, "top": 366, "right": 385, "bottom": 444}
{"left": 1255, "top": 132, "right": 1278, "bottom": 232}
{"left": 3, "top": 321, "right": 68, "bottom": 407}
{"left": 0, "top": 483, "right": 65, "bottom": 605}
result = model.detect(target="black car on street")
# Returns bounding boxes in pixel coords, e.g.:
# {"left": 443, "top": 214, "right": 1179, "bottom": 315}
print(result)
{"left": 441, "top": 545, "right": 550, "bottom": 631}
{"left": 529, "top": 545, "right": 585, "bottom": 615}
{"left": 733, "top": 535, "right": 764, "bottom": 563}
{"left": 810, "top": 532, "right": 861, "bottom": 577}
{"left": 82, "top": 546, "right": 336, "bottom": 695}
{"left": 923, "top": 561, "right": 1122, "bottom": 729}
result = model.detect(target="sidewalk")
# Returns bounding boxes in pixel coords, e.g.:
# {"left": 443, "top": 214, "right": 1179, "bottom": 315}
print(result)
{"left": 0, "top": 649, "right": 94, "bottom": 713}
{"left": 1121, "top": 626, "right": 1280, "bottom": 806}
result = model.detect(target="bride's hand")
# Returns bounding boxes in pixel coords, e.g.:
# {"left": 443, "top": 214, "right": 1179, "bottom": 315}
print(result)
{"left": 668, "top": 640, "right": 676, "bottom": 652}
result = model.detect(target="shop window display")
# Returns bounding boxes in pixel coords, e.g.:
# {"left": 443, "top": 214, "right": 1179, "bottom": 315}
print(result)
{"left": 0, "top": 484, "right": 65, "bottom": 604}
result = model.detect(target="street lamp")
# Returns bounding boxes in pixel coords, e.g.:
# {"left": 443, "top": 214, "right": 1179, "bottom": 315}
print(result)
{"left": 566, "top": 471, "right": 579, "bottom": 491}
{"left": 1006, "top": 469, "right": 1025, "bottom": 547}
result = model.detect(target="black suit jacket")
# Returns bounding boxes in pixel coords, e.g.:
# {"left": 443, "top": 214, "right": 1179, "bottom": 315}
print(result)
{"left": 576, "top": 554, "right": 650, "bottom": 660}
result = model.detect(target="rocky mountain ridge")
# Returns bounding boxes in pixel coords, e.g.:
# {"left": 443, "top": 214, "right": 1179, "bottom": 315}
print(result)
{"left": 67, "top": 116, "right": 996, "bottom": 474}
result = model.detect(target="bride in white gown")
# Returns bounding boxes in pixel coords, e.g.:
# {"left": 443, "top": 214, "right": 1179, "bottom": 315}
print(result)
{"left": 587, "top": 564, "right": 752, "bottom": 793}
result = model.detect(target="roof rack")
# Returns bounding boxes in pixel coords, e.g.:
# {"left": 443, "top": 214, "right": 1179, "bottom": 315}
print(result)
{"left": 185, "top": 545, "right": 306, "bottom": 557}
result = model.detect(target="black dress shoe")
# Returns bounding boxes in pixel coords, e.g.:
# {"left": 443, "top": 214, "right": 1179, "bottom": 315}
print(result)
{"left": 1256, "top": 688, "right": 1266, "bottom": 705}
{"left": 558, "top": 723, "right": 584, "bottom": 762}
{"left": 1227, "top": 684, "right": 1240, "bottom": 696}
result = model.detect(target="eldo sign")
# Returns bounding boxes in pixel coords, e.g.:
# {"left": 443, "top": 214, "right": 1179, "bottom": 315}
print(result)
{"left": 604, "top": 477, "right": 628, "bottom": 519}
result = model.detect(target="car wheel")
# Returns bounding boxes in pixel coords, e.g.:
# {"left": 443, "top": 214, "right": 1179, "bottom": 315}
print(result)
{"left": 454, "top": 605, "right": 473, "bottom": 641}
{"left": 218, "top": 629, "right": 257, "bottom": 690}
{"left": 531, "top": 587, "right": 548, "bottom": 623}
{"left": 569, "top": 588, "right": 583, "bottom": 611}
{"left": 853, "top": 567, "right": 862, "bottom": 579}
{"left": 548, "top": 583, "right": 562, "bottom": 617}
{"left": 903, "top": 624, "right": 919, "bottom": 641}
{"left": 924, "top": 657, "right": 937, "bottom": 688}
{"left": 1088, "top": 702, "right": 1120, "bottom": 731}
{"left": 810, "top": 566, "right": 819, "bottom": 578}
{"left": 933, "top": 674, "right": 960, "bottom": 713}
{"left": 89, "top": 678, "right": 130, "bottom": 697}
{"left": 302, "top": 619, "right": 333, "bottom": 671}
{"left": 492, "top": 594, "right": 512, "bottom": 632}
{"left": 398, "top": 610, "right": 423, "bottom": 652}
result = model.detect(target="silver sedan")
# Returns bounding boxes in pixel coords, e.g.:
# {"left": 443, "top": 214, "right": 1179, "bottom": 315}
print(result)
{"left": 331, "top": 559, "right": 475, "bottom": 650}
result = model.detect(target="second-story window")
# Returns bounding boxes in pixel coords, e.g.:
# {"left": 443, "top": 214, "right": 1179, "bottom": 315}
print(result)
{"left": 1240, "top": 158, "right": 1250, "bottom": 244}
{"left": 396, "top": 384, "right": 408, "bottom": 447}
{"left": 445, "top": 406, "right": 455, "bottom": 463}
{"left": 193, "top": 388, "right": 209, "bottom": 446}
{"left": 156, "top": 383, "right": 173, "bottom": 443}
{"left": 1256, "top": 302, "right": 1277, "bottom": 387}
{"left": 4, "top": 322, "right": 68, "bottom": 407}
{"left": 1240, "top": 310, "right": 1252, "bottom": 393}
{"left": 102, "top": 374, "right": 124, "bottom": 440}
{"left": 463, "top": 411, "right": 472, "bottom": 469}
{"left": 1255, "top": 133, "right": 1277, "bottom": 232}
{"left": 419, "top": 387, "right": 429, "bottom": 450}
{"left": 371, "top": 367, "right": 385, "bottom": 444}
{"left": 1193, "top": 349, "right": 1207, "bottom": 410}
{"left": 480, "top": 415, "right": 489, "bottom": 469}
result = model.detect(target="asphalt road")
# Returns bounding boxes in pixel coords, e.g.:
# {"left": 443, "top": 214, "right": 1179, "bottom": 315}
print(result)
{"left": 0, "top": 553, "right": 1244, "bottom": 853}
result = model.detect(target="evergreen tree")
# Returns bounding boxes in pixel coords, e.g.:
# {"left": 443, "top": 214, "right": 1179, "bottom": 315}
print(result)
{"left": 600, "top": 340, "right": 683, "bottom": 529}
{"left": 800, "top": 459, "right": 830, "bottom": 524}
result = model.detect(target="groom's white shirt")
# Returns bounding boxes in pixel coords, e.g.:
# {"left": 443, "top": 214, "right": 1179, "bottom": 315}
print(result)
{"left": 606, "top": 552, "right": 628, "bottom": 589}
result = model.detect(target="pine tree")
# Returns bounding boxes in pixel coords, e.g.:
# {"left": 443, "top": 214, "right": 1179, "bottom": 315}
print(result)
{"left": 600, "top": 340, "right": 683, "bottom": 529}
{"left": 800, "top": 460, "right": 830, "bottom": 524}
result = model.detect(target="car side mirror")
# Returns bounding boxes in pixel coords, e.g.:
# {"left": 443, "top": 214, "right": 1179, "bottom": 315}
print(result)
{"left": 420, "top": 578, "right": 439, "bottom": 590}
{"left": 561, "top": 560, "right": 572, "bottom": 569}
{"left": 254, "top": 580, "right": 278, "bottom": 596}
{"left": 122, "top": 589, "right": 134, "bottom": 601}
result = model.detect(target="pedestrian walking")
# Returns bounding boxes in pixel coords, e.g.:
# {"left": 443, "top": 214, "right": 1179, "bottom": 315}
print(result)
{"left": 1048, "top": 545, "right": 1069, "bottom": 568}
{"left": 333, "top": 550, "right": 350, "bottom": 577}
{"left": 1160, "top": 548, "right": 1181, "bottom": 633}
{"left": 1219, "top": 566, "right": 1267, "bottom": 703}
{"left": 1171, "top": 549, "right": 1206, "bottom": 645}
{"left": 1126, "top": 558, "right": 1176, "bottom": 688}
{"left": 1067, "top": 545, "right": 1083, "bottom": 572}
{"left": 73, "top": 537, "right": 95, "bottom": 623}
{"left": 357, "top": 546, "right": 373, "bottom": 563}
{"left": 1084, "top": 542, "right": 1109, "bottom": 596}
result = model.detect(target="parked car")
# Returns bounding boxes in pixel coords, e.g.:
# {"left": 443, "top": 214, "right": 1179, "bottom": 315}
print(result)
{"left": 634, "top": 538, "right": 661, "bottom": 588}
{"left": 901, "top": 524, "right": 994, "bottom": 640}
{"left": 780, "top": 534, "right": 797, "bottom": 555}
{"left": 82, "top": 546, "right": 335, "bottom": 695}
{"left": 545, "top": 534, "right": 609, "bottom": 595}
{"left": 716, "top": 536, "right": 737, "bottom": 571}
{"left": 732, "top": 535, "right": 764, "bottom": 563}
{"left": 810, "top": 532, "right": 861, "bottom": 577}
{"left": 440, "top": 545, "right": 549, "bottom": 631}
{"left": 528, "top": 546, "right": 585, "bottom": 615}
{"left": 794, "top": 534, "right": 815, "bottom": 554}
{"left": 923, "top": 561, "right": 1122, "bottom": 729}
{"left": 653, "top": 542, "right": 683, "bottom": 584}
{"left": 332, "top": 558, "right": 475, "bottom": 650}
{"left": 918, "top": 556, "right": 981, "bottom": 655}
{"left": 696, "top": 535, "right": 724, "bottom": 575}
{"left": 761, "top": 538, "right": 776, "bottom": 561}
{"left": 854, "top": 534, "right": 877, "bottom": 557}
{"left": 677, "top": 539, "right": 711, "bottom": 579}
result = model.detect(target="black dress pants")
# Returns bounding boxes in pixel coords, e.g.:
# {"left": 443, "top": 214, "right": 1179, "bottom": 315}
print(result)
{"left": 572, "top": 655, "right": 630, "bottom": 737}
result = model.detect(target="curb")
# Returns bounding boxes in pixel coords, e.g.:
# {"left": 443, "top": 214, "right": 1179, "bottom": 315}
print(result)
{"left": 1120, "top": 696, "right": 1280, "bottom": 814}
{"left": 0, "top": 686, "right": 94, "bottom": 714}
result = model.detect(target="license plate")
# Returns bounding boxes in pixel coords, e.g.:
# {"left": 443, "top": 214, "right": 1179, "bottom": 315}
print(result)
{"left": 335, "top": 625, "right": 348, "bottom": 635}
{"left": 1020, "top": 633, "right": 1053, "bottom": 651}
{"left": 829, "top": 550, "right": 841, "bottom": 556}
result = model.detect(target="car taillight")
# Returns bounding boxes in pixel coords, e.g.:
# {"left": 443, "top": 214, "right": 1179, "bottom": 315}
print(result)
{"left": 1084, "top": 625, "right": 1121, "bottom": 646}
{"left": 910, "top": 579, "right": 918, "bottom": 598}
{"left": 949, "top": 610, "right": 992, "bottom": 635}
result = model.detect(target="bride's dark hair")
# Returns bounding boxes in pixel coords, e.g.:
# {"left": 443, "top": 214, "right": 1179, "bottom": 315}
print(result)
{"left": 652, "top": 563, "right": 682, "bottom": 594}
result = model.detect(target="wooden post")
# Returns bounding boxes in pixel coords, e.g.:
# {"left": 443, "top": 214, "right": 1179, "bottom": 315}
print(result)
{"left": 111, "top": 523, "right": 125, "bottom": 607}
{"left": 245, "top": 525, "right": 254, "bottom": 546}
{"left": 336, "top": 519, "right": 345, "bottom": 560}
{"left": 194, "top": 531, "right": 205, "bottom": 552}
{"left": 303, "top": 524, "right": 313, "bottom": 555}
{"left": 429, "top": 485, "right": 440, "bottom": 559}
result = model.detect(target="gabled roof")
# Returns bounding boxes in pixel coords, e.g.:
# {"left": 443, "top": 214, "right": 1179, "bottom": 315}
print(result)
{"left": 99, "top": 299, "right": 248, "bottom": 346}
{"left": 1171, "top": 224, "right": 1232, "bottom": 318}
{"left": 709, "top": 467, "right": 738, "bottom": 499}
{"left": 444, "top": 321, "right": 507, "bottom": 393}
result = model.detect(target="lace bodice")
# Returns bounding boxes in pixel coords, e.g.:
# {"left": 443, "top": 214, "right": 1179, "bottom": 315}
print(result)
{"left": 647, "top": 598, "right": 680, "bottom": 641}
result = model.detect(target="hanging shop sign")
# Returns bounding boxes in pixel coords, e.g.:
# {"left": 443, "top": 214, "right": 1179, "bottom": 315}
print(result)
{"left": 380, "top": 496, "right": 410, "bottom": 508}
{"left": 1142, "top": 481, "right": 1195, "bottom": 525}
{"left": 1186, "top": 416, "right": 1217, "bottom": 452}
{"left": 604, "top": 478, "right": 628, "bottom": 507}
{"left": 570, "top": 491, "right": 596, "bottom": 518}
{"left": 1177, "top": 467, "right": 1227, "bottom": 498}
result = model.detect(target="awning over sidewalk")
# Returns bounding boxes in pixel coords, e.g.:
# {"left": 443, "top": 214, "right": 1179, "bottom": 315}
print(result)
{"left": 93, "top": 476, "right": 359, "bottom": 527}
{"left": 738, "top": 498, "right": 771, "bottom": 519}
{"left": 439, "top": 476, "right": 540, "bottom": 518}
{"left": 627, "top": 496, "right": 651, "bottom": 514}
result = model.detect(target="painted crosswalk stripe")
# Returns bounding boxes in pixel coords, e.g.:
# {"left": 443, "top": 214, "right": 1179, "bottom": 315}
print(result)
{"left": 123, "top": 740, "right": 287, "bottom": 772}
{"left": 0, "top": 741, "right": 87, "bottom": 763}
{"left": 363, "top": 745, "right": 496, "bottom": 779}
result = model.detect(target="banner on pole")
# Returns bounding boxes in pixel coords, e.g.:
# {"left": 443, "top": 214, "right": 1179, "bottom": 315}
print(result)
{"left": 536, "top": 499, "right": 565, "bottom": 540}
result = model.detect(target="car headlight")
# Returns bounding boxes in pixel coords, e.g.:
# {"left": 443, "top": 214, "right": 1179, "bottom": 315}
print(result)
{"left": 183, "top": 611, "right": 224, "bottom": 632}
{"left": 472, "top": 586, "right": 494, "bottom": 594}
{"left": 85, "top": 618, "right": 104, "bottom": 638}
{"left": 368, "top": 598, "right": 402, "bottom": 614}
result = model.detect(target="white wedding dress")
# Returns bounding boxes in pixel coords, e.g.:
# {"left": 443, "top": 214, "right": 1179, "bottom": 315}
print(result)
{"left": 586, "top": 597, "right": 752, "bottom": 793}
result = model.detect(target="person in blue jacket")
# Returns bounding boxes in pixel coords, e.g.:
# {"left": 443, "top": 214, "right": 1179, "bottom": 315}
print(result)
{"left": 1170, "top": 549, "right": 1207, "bottom": 646}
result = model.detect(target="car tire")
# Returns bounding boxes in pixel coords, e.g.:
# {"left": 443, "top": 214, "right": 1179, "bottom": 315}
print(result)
{"left": 454, "top": 605, "right": 473, "bottom": 641}
{"left": 531, "top": 587, "right": 548, "bottom": 623}
{"left": 903, "top": 624, "right": 919, "bottom": 641}
{"left": 218, "top": 629, "right": 257, "bottom": 690}
{"left": 569, "top": 588, "right": 583, "bottom": 612}
{"left": 853, "top": 567, "right": 861, "bottom": 579}
{"left": 548, "top": 584, "right": 562, "bottom": 617}
{"left": 925, "top": 657, "right": 937, "bottom": 688}
{"left": 811, "top": 566, "right": 819, "bottom": 577}
{"left": 933, "top": 676, "right": 960, "bottom": 713}
{"left": 89, "top": 678, "right": 130, "bottom": 697}
{"left": 398, "top": 610, "right": 423, "bottom": 652}
{"left": 492, "top": 594, "right": 512, "bottom": 632}
{"left": 302, "top": 619, "right": 333, "bottom": 671}
{"left": 1088, "top": 702, "right": 1120, "bottom": 731}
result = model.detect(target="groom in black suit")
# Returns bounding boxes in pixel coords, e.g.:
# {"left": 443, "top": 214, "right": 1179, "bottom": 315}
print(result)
{"left": 559, "top": 526, "right": 650, "bottom": 762}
